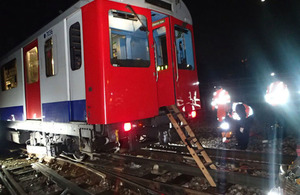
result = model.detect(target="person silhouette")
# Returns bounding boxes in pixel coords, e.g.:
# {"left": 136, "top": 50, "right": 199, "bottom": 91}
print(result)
{"left": 234, "top": 103, "right": 252, "bottom": 150}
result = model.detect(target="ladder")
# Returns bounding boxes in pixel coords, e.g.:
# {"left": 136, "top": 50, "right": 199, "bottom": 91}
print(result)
{"left": 166, "top": 105, "right": 217, "bottom": 187}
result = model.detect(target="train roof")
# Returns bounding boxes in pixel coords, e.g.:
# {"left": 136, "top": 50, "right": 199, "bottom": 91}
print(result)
{"left": 110, "top": 0, "right": 192, "bottom": 24}
{"left": 1, "top": 0, "right": 192, "bottom": 61}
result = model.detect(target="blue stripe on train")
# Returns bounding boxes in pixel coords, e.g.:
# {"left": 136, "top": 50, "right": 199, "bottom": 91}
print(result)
{"left": 0, "top": 106, "right": 24, "bottom": 121}
{"left": 0, "top": 100, "right": 86, "bottom": 123}
{"left": 42, "top": 100, "right": 86, "bottom": 123}
{"left": 70, "top": 100, "right": 86, "bottom": 121}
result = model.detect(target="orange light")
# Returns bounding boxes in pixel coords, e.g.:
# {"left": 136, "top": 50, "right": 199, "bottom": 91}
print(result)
{"left": 191, "top": 111, "right": 197, "bottom": 118}
{"left": 123, "top": 122, "right": 132, "bottom": 132}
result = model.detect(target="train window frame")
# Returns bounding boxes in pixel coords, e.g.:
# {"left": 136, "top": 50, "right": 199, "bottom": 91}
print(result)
{"left": 69, "top": 22, "right": 82, "bottom": 71}
{"left": 174, "top": 25, "right": 195, "bottom": 70}
{"left": 44, "top": 38, "right": 56, "bottom": 77}
{"left": 153, "top": 26, "right": 168, "bottom": 70}
{"left": 1, "top": 58, "right": 18, "bottom": 91}
{"left": 25, "top": 46, "right": 39, "bottom": 84}
{"left": 109, "top": 9, "right": 150, "bottom": 68}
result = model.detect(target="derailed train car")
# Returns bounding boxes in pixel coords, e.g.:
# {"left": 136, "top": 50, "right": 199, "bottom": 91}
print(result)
{"left": 0, "top": 0, "right": 200, "bottom": 156}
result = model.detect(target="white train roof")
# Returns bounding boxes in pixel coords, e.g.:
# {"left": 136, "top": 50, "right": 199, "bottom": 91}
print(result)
{"left": 109, "top": 0, "right": 192, "bottom": 24}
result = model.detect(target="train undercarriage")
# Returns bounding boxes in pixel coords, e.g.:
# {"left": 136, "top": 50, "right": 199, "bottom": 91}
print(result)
{"left": 3, "top": 111, "right": 182, "bottom": 158}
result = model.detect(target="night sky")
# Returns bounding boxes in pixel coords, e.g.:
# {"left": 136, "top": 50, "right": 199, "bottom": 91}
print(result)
{"left": 184, "top": 0, "right": 300, "bottom": 82}
{"left": 1, "top": 0, "right": 300, "bottom": 82}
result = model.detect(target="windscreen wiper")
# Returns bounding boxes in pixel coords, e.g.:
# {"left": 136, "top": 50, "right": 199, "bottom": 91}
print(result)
{"left": 126, "top": 4, "right": 148, "bottom": 32}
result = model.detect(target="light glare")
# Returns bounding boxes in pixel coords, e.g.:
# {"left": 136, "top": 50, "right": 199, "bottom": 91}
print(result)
{"left": 123, "top": 122, "right": 132, "bottom": 132}
{"left": 220, "top": 122, "right": 230, "bottom": 130}
{"left": 191, "top": 111, "right": 197, "bottom": 118}
{"left": 267, "top": 187, "right": 283, "bottom": 195}
{"left": 265, "top": 81, "right": 289, "bottom": 106}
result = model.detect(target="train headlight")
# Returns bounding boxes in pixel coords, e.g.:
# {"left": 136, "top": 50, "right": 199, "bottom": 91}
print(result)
{"left": 220, "top": 122, "right": 230, "bottom": 130}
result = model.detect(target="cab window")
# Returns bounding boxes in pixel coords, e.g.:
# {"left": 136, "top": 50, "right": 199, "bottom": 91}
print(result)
{"left": 175, "top": 25, "right": 195, "bottom": 70}
{"left": 109, "top": 10, "right": 150, "bottom": 67}
{"left": 1, "top": 59, "right": 17, "bottom": 91}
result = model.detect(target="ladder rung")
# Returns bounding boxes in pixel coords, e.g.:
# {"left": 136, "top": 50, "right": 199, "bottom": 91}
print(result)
{"left": 204, "top": 162, "right": 213, "bottom": 167}
{"left": 170, "top": 111, "right": 182, "bottom": 116}
{"left": 167, "top": 107, "right": 182, "bottom": 115}
{"left": 180, "top": 124, "right": 188, "bottom": 128}
{"left": 185, "top": 136, "right": 196, "bottom": 142}
{"left": 194, "top": 149, "right": 204, "bottom": 154}
{"left": 166, "top": 105, "right": 216, "bottom": 187}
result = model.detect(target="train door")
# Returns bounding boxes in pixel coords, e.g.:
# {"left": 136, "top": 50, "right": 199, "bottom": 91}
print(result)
{"left": 66, "top": 11, "right": 86, "bottom": 121}
{"left": 23, "top": 40, "right": 42, "bottom": 119}
{"left": 170, "top": 18, "right": 201, "bottom": 113}
{"left": 152, "top": 16, "right": 176, "bottom": 107}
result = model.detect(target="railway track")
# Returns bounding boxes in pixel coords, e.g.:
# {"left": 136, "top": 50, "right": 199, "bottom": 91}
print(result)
{"left": 142, "top": 142, "right": 296, "bottom": 164}
{"left": 141, "top": 143, "right": 296, "bottom": 175}
{"left": 0, "top": 157, "right": 98, "bottom": 195}
{"left": 0, "top": 142, "right": 296, "bottom": 194}
{"left": 0, "top": 156, "right": 210, "bottom": 195}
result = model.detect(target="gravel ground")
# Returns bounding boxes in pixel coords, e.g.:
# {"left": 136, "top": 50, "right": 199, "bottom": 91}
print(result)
{"left": 225, "top": 184, "right": 264, "bottom": 195}
{"left": 190, "top": 119, "right": 298, "bottom": 156}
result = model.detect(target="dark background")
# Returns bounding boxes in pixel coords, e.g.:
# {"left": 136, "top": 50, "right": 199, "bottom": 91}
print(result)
{"left": 185, "top": 0, "right": 300, "bottom": 82}
{"left": 1, "top": 0, "right": 300, "bottom": 82}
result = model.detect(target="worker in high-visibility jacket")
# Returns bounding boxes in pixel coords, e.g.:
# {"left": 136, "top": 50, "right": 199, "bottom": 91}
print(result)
{"left": 211, "top": 88, "right": 231, "bottom": 122}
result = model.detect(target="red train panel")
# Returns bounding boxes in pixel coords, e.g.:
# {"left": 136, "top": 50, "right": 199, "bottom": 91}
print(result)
{"left": 82, "top": 0, "right": 200, "bottom": 125}
{"left": 82, "top": 1, "right": 158, "bottom": 124}
{"left": 23, "top": 40, "right": 42, "bottom": 120}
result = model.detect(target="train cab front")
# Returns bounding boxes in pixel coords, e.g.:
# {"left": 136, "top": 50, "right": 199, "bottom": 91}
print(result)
{"left": 81, "top": 0, "right": 200, "bottom": 149}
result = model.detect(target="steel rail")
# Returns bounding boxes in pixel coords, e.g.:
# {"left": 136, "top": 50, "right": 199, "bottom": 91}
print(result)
{"left": 139, "top": 145, "right": 285, "bottom": 175}
{"left": 97, "top": 167, "right": 212, "bottom": 195}
{"left": 111, "top": 153, "right": 271, "bottom": 191}
{"left": 146, "top": 143, "right": 297, "bottom": 165}
{"left": 2, "top": 168, "right": 27, "bottom": 195}
{"left": 32, "top": 162, "right": 91, "bottom": 195}
{"left": 0, "top": 170, "right": 18, "bottom": 195}
{"left": 57, "top": 157, "right": 163, "bottom": 195}
{"left": 79, "top": 158, "right": 212, "bottom": 195}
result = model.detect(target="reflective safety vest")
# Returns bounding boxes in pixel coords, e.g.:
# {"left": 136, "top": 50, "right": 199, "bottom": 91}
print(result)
{"left": 211, "top": 88, "right": 231, "bottom": 122}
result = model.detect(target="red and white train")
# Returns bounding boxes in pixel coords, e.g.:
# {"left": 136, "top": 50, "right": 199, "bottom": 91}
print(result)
{"left": 0, "top": 0, "right": 200, "bottom": 156}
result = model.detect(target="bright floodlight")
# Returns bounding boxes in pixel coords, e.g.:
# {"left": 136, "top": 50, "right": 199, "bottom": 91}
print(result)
{"left": 265, "top": 81, "right": 289, "bottom": 106}
{"left": 261, "top": 0, "right": 265, "bottom": 2}
{"left": 220, "top": 122, "right": 230, "bottom": 130}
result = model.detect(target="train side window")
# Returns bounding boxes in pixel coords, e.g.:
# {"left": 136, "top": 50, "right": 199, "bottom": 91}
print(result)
{"left": 109, "top": 10, "right": 150, "bottom": 67}
{"left": 45, "top": 38, "right": 55, "bottom": 77}
{"left": 69, "top": 22, "right": 82, "bottom": 70}
{"left": 175, "top": 26, "right": 195, "bottom": 70}
{"left": 25, "top": 47, "right": 39, "bottom": 83}
{"left": 1, "top": 59, "right": 17, "bottom": 91}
